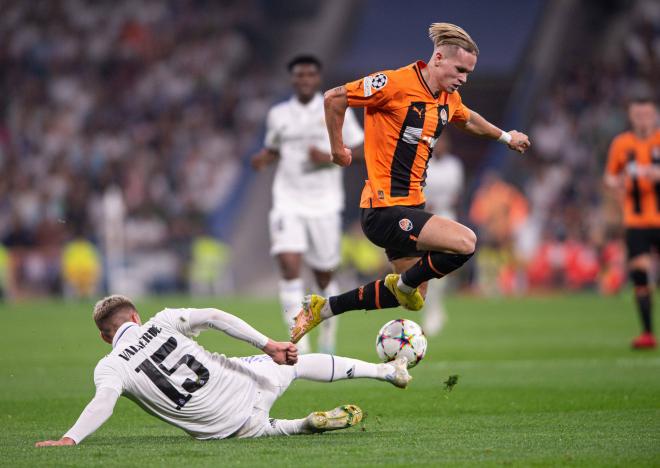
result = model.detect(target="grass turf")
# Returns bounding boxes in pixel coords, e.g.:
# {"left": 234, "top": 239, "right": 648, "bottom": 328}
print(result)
{"left": 1, "top": 293, "right": 659, "bottom": 467}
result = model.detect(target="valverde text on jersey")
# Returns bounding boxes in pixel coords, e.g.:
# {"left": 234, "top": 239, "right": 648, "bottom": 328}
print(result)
{"left": 117, "top": 325, "right": 162, "bottom": 362}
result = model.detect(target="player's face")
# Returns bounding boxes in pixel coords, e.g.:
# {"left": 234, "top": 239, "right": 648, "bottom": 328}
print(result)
{"left": 431, "top": 47, "right": 477, "bottom": 94}
{"left": 291, "top": 64, "right": 321, "bottom": 102}
{"left": 628, "top": 102, "right": 658, "bottom": 136}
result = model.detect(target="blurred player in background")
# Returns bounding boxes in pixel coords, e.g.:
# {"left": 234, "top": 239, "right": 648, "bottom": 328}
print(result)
{"left": 604, "top": 96, "right": 660, "bottom": 349}
{"left": 35, "top": 295, "right": 410, "bottom": 447}
{"left": 291, "top": 23, "right": 530, "bottom": 342}
{"left": 420, "top": 134, "right": 464, "bottom": 336}
{"left": 252, "top": 55, "right": 364, "bottom": 354}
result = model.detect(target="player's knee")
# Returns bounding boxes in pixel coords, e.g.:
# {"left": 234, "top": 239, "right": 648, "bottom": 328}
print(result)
{"left": 630, "top": 268, "right": 649, "bottom": 287}
{"left": 457, "top": 228, "right": 477, "bottom": 255}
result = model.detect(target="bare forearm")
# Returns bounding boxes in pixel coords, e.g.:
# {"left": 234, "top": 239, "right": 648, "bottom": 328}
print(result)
{"left": 324, "top": 86, "right": 351, "bottom": 165}
{"left": 459, "top": 110, "right": 502, "bottom": 139}
{"left": 458, "top": 110, "right": 531, "bottom": 153}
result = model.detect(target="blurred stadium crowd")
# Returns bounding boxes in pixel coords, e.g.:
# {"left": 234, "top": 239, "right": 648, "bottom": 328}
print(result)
{"left": 0, "top": 0, "right": 658, "bottom": 299}
{"left": 0, "top": 0, "right": 279, "bottom": 297}
{"left": 492, "top": 0, "right": 660, "bottom": 295}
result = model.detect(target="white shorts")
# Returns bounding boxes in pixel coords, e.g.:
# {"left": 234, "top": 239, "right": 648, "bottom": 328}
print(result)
{"left": 233, "top": 355, "right": 297, "bottom": 438}
{"left": 269, "top": 211, "right": 342, "bottom": 271}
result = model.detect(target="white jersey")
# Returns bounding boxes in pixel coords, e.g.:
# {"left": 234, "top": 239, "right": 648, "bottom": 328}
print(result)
{"left": 93, "top": 308, "right": 262, "bottom": 440}
{"left": 265, "top": 92, "right": 364, "bottom": 216}
{"left": 423, "top": 154, "right": 464, "bottom": 220}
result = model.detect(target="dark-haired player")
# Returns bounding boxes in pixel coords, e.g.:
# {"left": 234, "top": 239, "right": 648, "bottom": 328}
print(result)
{"left": 605, "top": 96, "right": 660, "bottom": 349}
{"left": 252, "top": 55, "right": 364, "bottom": 354}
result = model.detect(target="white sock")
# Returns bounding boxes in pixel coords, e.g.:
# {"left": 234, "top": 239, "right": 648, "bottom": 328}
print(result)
{"left": 265, "top": 417, "right": 309, "bottom": 436}
{"left": 279, "top": 278, "right": 310, "bottom": 353}
{"left": 294, "top": 354, "right": 392, "bottom": 382}
{"left": 318, "top": 281, "right": 340, "bottom": 353}
{"left": 397, "top": 276, "right": 414, "bottom": 294}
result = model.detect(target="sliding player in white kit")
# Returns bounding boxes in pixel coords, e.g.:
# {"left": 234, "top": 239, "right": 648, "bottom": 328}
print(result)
{"left": 421, "top": 134, "right": 465, "bottom": 336}
{"left": 35, "top": 295, "right": 409, "bottom": 447}
{"left": 252, "top": 55, "right": 364, "bottom": 354}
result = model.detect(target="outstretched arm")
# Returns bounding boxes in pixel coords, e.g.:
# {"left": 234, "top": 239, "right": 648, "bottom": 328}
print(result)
{"left": 188, "top": 309, "right": 297, "bottom": 365}
{"left": 454, "top": 109, "right": 531, "bottom": 154}
{"left": 35, "top": 388, "right": 120, "bottom": 447}
{"left": 324, "top": 86, "right": 353, "bottom": 167}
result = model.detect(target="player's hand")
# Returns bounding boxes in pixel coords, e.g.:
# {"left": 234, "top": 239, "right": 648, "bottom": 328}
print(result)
{"left": 35, "top": 437, "right": 76, "bottom": 447}
{"left": 285, "top": 342, "right": 298, "bottom": 365}
{"left": 309, "top": 146, "right": 332, "bottom": 165}
{"left": 506, "top": 130, "right": 531, "bottom": 154}
{"left": 331, "top": 146, "right": 352, "bottom": 167}
{"left": 250, "top": 149, "right": 274, "bottom": 171}
{"left": 263, "top": 339, "right": 298, "bottom": 365}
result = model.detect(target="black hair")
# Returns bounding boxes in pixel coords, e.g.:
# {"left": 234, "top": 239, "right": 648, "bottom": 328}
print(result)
{"left": 627, "top": 91, "right": 657, "bottom": 107}
{"left": 287, "top": 54, "right": 322, "bottom": 72}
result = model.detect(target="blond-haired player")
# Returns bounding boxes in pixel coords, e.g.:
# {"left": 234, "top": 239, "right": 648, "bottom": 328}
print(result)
{"left": 35, "top": 295, "right": 410, "bottom": 446}
{"left": 292, "top": 23, "right": 530, "bottom": 341}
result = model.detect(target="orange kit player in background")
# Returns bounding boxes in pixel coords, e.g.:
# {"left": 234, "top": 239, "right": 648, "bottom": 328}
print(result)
{"left": 604, "top": 96, "right": 660, "bottom": 349}
{"left": 291, "top": 23, "right": 530, "bottom": 343}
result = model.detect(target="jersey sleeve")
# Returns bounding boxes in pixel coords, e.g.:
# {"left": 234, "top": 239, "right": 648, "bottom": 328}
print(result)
{"left": 263, "top": 107, "right": 281, "bottom": 151}
{"left": 449, "top": 92, "right": 470, "bottom": 124}
{"left": 93, "top": 360, "right": 123, "bottom": 396}
{"left": 152, "top": 308, "right": 197, "bottom": 337}
{"left": 605, "top": 136, "right": 626, "bottom": 175}
{"left": 342, "top": 108, "right": 365, "bottom": 148}
{"left": 345, "top": 71, "right": 398, "bottom": 110}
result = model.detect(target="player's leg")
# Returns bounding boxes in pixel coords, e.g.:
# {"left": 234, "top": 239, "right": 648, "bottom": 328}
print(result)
{"left": 292, "top": 353, "right": 411, "bottom": 388}
{"left": 270, "top": 211, "right": 311, "bottom": 353}
{"left": 235, "top": 355, "right": 364, "bottom": 437}
{"left": 422, "top": 276, "right": 448, "bottom": 337}
{"left": 305, "top": 212, "right": 343, "bottom": 354}
{"left": 291, "top": 207, "right": 432, "bottom": 342}
{"left": 396, "top": 215, "right": 476, "bottom": 293}
{"left": 627, "top": 228, "right": 656, "bottom": 349}
{"left": 312, "top": 269, "right": 340, "bottom": 353}
{"left": 291, "top": 206, "right": 473, "bottom": 342}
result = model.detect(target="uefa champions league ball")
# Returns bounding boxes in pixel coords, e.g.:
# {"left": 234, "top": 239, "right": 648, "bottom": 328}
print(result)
{"left": 375, "top": 319, "right": 427, "bottom": 368}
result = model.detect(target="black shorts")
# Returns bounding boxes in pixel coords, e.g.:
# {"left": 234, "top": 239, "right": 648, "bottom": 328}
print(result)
{"left": 360, "top": 204, "right": 434, "bottom": 261}
{"left": 625, "top": 228, "right": 660, "bottom": 259}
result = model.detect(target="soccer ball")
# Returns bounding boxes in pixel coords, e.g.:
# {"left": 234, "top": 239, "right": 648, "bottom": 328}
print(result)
{"left": 375, "top": 319, "right": 427, "bottom": 368}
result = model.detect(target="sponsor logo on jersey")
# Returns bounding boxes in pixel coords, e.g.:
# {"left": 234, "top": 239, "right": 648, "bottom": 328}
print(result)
{"left": 399, "top": 218, "right": 413, "bottom": 232}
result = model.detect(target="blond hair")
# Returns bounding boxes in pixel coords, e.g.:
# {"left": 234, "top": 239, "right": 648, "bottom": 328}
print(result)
{"left": 428, "top": 23, "right": 479, "bottom": 55}
{"left": 93, "top": 294, "right": 136, "bottom": 334}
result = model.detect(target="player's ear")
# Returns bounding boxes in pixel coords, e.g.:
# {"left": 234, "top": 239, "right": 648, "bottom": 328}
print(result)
{"left": 433, "top": 51, "right": 443, "bottom": 66}
{"left": 100, "top": 331, "right": 112, "bottom": 345}
{"left": 130, "top": 311, "right": 142, "bottom": 325}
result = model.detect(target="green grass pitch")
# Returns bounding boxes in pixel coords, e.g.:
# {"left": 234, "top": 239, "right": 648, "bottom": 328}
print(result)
{"left": 1, "top": 293, "right": 659, "bottom": 467}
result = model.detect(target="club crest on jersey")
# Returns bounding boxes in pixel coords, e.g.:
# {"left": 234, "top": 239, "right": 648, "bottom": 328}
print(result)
{"left": 440, "top": 107, "right": 448, "bottom": 125}
{"left": 399, "top": 218, "right": 413, "bottom": 232}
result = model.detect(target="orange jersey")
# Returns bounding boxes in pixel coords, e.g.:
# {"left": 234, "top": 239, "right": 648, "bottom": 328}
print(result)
{"left": 605, "top": 129, "right": 660, "bottom": 228}
{"left": 345, "top": 61, "right": 470, "bottom": 208}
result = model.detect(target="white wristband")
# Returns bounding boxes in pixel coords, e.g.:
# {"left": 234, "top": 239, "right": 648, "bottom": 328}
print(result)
{"left": 498, "top": 131, "right": 512, "bottom": 144}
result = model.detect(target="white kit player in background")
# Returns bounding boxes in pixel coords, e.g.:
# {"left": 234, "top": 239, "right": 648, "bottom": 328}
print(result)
{"left": 421, "top": 134, "right": 465, "bottom": 336}
{"left": 252, "top": 55, "right": 364, "bottom": 354}
{"left": 35, "top": 295, "right": 410, "bottom": 447}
